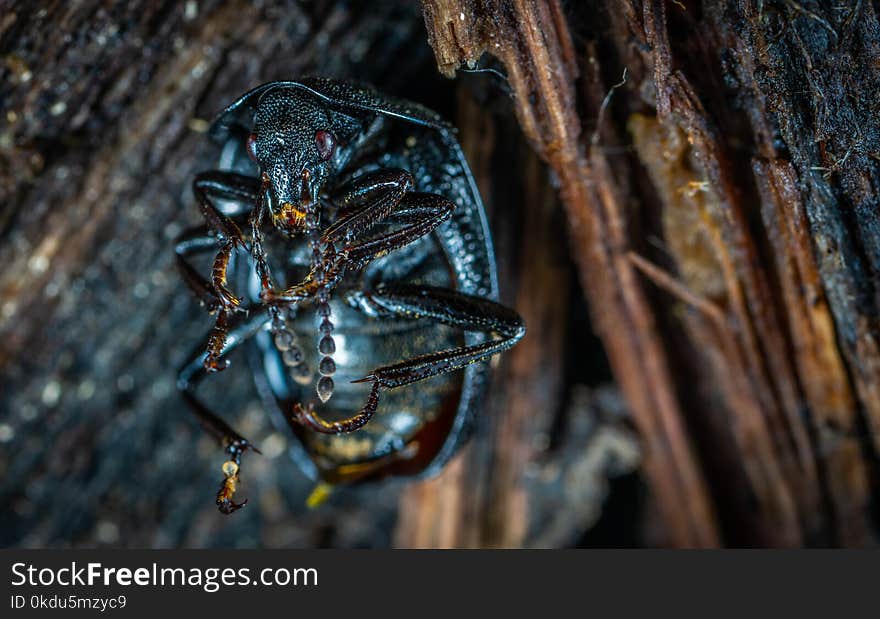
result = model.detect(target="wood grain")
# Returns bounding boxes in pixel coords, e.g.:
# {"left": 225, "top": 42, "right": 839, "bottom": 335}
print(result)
{"left": 419, "top": 0, "right": 880, "bottom": 546}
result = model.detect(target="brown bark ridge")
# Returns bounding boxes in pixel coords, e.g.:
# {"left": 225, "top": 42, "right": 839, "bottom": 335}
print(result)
{"left": 418, "top": 0, "right": 880, "bottom": 546}
{"left": 395, "top": 87, "right": 640, "bottom": 548}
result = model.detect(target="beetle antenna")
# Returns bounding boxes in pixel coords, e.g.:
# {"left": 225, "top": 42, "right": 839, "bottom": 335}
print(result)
{"left": 273, "top": 311, "right": 310, "bottom": 386}
{"left": 307, "top": 213, "right": 337, "bottom": 404}
{"left": 315, "top": 265, "right": 337, "bottom": 403}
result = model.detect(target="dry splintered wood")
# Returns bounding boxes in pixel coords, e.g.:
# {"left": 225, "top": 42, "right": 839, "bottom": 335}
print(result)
{"left": 420, "top": 0, "right": 880, "bottom": 547}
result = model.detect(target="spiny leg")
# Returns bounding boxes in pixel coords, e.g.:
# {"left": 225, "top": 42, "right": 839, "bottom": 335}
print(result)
{"left": 175, "top": 226, "right": 241, "bottom": 371}
{"left": 192, "top": 170, "right": 261, "bottom": 244}
{"left": 261, "top": 191, "right": 454, "bottom": 304}
{"left": 175, "top": 226, "right": 222, "bottom": 313}
{"left": 259, "top": 168, "right": 419, "bottom": 305}
{"left": 247, "top": 186, "right": 275, "bottom": 296}
{"left": 344, "top": 192, "right": 455, "bottom": 269}
{"left": 176, "top": 227, "right": 246, "bottom": 372}
{"left": 264, "top": 191, "right": 456, "bottom": 407}
{"left": 322, "top": 168, "right": 414, "bottom": 243}
{"left": 192, "top": 171, "right": 262, "bottom": 311}
{"left": 179, "top": 172, "right": 263, "bottom": 371}
{"left": 356, "top": 284, "right": 526, "bottom": 387}
{"left": 178, "top": 310, "right": 270, "bottom": 513}
{"left": 292, "top": 283, "right": 525, "bottom": 434}
{"left": 210, "top": 241, "right": 243, "bottom": 310}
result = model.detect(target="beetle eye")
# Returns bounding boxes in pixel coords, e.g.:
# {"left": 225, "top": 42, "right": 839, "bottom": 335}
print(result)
{"left": 246, "top": 133, "right": 259, "bottom": 162}
{"left": 315, "top": 130, "right": 336, "bottom": 161}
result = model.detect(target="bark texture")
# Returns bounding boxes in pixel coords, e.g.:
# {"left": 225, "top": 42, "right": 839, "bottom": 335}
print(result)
{"left": 420, "top": 0, "right": 880, "bottom": 546}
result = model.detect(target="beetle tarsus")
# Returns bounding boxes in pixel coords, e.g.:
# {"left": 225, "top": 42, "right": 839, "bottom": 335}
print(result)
{"left": 215, "top": 438, "right": 257, "bottom": 514}
{"left": 203, "top": 310, "right": 232, "bottom": 373}
{"left": 177, "top": 311, "right": 268, "bottom": 514}
{"left": 289, "top": 380, "right": 381, "bottom": 435}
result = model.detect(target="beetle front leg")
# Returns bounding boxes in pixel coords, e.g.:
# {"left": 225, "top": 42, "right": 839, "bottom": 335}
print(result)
{"left": 248, "top": 189, "right": 276, "bottom": 297}
{"left": 175, "top": 225, "right": 247, "bottom": 371}
{"left": 291, "top": 284, "right": 525, "bottom": 434}
{"left": 322, "top": 168, "right": 414, "bottom": 242}
{"left": 175, "top": 226, "right": 241, "bottom": 371}
{"left": 192, "top": 171, "right": 262, "bottom": 312}
{"left": 343, "top": 192, "right": 455, "bottom": 269}
{"left": 192, "top": 170, "right": 261, "bottom": 247}
{"left": 211, "top": 241, "right": 244, "bottom": 310}
{"left": 261, "top": 191, "right": 454, "bottom": 304}
{"left": 175, "top": 226, "right": 223, "bottom": 312}
{"left": 178, "top": 311, "right": 269, "bottom": 513}
{"left": 180, "top": 173, "right": 266, "bottom": 370}
{"left": 192, "top": 170, "right": 261, "bottom": 242}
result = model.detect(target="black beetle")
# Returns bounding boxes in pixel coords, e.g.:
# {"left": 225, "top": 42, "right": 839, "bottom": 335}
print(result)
{"left": 175, "top": 78, "right": 525, "bottom": 513}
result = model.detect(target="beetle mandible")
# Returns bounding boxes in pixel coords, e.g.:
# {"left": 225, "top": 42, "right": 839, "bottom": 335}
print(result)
{"left": 175, "top": 78, "right": 525, "bottom": 513}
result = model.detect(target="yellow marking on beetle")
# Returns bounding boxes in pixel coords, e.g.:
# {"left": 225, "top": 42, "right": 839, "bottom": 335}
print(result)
{"left": 306, "top": 482, "right": 334, "bottom": 508}
{"left": 277, "top": 202, "right": 308, "bottom": 228}
{"left": 222, "top": 460, "right": 239, "bottom": 477}
{"left": 217, "top": 460, "right": 240, "bottom": 504}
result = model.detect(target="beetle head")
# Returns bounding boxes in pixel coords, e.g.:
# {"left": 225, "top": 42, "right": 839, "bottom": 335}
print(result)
{"left": 249, "top": 88, "right": 340, "bottom": 234}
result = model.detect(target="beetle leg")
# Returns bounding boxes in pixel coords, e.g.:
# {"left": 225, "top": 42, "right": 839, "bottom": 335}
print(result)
{"left": 211, "top": 241, "right": 244, "bottom": 310}
{"left": 178, "top": 310, "right": 270, "bottom": 514}
{"left": 175, "top": 222, "right": 251, "bottom": 371}
{"left": 176, "top": 228, "right": 246, "bottom": 314}
{"left": 192, "top": 170, "right": 261, "bottom": 245}
{"left": 175, "top": 226, "right": 234, "bottom": 371}
{"left": 180, "top": 173, "right": 267, "bottom": 370}
{"left": 260, "top": 255, "right": 345, "bottom": 305}
{"left": 293, "top": 284, "right": 525, "bottom": 434}
{"left": 192, "top": 171, "right": 262, "bottom": 311}
{"left": 321, "top": 168, "right": 414, "bottom": 243}
{"left": 261, "top": 191, "right": 453, "bottom": 305}
{"left": 356, "top": 284, "right": 526, "bottom": 389}
{"left": 343, "top": 192, "right": 454, "bottom": 269}
{"left": 247, "top": 188, "right": 276, "bottom": 297}
{"left": 174, "top": 226, "right": 222, "bottom": 312}
{"left": 259, "top": 168, "right": 414, "bottom": 305}
{"left": 288, "top": 381, "right": 380, "bottom": 434}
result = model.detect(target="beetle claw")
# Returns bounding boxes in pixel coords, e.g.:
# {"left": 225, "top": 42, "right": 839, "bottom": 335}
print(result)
{"left": 216, "top": 459, "right": 246, "bottom": 514}
{"left": 214, "top": 439, "right": 259, "bottom": 514}
{"left": 217, "top": 496, "right": 248, "bottom": 514}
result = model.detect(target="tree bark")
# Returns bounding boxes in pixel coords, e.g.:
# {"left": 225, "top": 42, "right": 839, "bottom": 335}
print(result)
{"left": 418, "top": 0, "right": 880, "bottom": 547}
